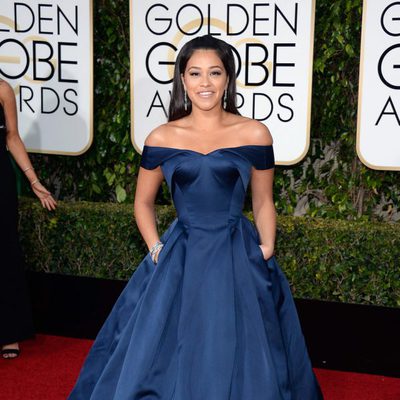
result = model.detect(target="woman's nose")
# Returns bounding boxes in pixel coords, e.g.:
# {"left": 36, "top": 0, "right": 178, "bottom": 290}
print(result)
{"left": 200, "top": 75, "right": 211, "bottom": 86}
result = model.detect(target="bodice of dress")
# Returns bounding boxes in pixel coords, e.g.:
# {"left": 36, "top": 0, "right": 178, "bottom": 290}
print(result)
{"left": 140, "top": 145, "right": 274, "bottom": 230}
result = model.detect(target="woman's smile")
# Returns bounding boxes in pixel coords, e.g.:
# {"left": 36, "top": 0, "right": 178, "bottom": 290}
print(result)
{"left": 197, "top": 90, "right": 214, "bottom": 97}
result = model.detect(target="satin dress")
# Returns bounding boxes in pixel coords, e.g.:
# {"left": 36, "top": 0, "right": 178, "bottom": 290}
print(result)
{"left": 68, "top": 144, "right": 323, "bottom": 400}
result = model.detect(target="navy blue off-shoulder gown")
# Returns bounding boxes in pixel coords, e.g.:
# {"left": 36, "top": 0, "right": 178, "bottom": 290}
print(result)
{"left": 68, "top": 145, "right": 323, "bottom": 400}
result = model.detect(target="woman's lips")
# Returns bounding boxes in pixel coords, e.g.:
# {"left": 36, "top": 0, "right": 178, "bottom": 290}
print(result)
{"left": 197, "top": 91, "right": 214, "bottom": 97}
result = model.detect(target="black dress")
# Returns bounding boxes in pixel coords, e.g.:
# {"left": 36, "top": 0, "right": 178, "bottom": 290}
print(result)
{"left": 0, "top": 103, "right": 34, "bottom": 346}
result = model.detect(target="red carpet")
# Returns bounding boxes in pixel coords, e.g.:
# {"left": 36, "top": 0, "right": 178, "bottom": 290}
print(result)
{"left": 0, "top": 335, "right": 399, "bottom": 400}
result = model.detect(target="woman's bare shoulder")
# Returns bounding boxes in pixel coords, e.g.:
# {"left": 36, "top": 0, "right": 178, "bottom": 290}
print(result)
{"left": 0, "top": 80, "right": 15, "bottom": 102}
{"left": 245, "top": 119, "right": 273, "bottom": 145}
{"left": 230, "top": 116, "right": 273, "bottom": 146}
{"left": 144, "top": 119, "right": 188, "bottom": 147}
{"left": 144, "top": 124, "right": 171, "bottom": 147}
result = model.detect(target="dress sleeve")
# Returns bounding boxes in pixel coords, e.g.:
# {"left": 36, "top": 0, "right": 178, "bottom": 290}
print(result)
{"left": 248, "top": 145, "right": 275, "bottom": 170}
{"left": 140, "top": 145, "right": 163, "bottom": 170}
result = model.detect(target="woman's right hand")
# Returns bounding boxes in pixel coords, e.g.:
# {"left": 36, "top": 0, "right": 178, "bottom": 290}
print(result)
{"left": 31, "top": 181, "right": 57, "bottom": 211}
{"left": 152, "top": 247, "right": 163, "bottom": 264}
{"left": 150, "top": 240, "right": 164, "bottom": 265}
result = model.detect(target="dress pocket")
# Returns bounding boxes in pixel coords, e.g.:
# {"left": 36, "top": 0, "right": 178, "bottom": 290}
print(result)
{"left": 256, "top": 243, "right": 266, "bottom": 262}
{"left": 151, "top": 246, "right": 164, "bottom": 266}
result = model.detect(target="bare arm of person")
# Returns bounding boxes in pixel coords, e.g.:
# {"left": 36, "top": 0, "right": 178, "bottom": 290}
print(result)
{"left": 0, "top": 81, "right": 57, "bottom": 210}
{"left": 249, "top": 122, "right": 276, "bottom": 260}
{"left": 133, "top": 128, "right": 167, "bottom": 263}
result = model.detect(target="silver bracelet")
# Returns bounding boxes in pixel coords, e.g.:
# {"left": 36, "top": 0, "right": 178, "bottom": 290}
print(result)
{"left": 150, "top": 241, "right": 164, "bottom": 263}
{"left": 23, "top": 166, "right": 33, "bottom": 173}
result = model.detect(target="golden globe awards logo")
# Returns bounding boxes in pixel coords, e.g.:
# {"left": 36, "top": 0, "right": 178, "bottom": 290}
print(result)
{"left": 0, "top": 1, "right": 93, "bottom": 155}
{"left": 131, "top": 1, "right": 316, "bottom": 165}
{"left": 357, "top": 1, "right": 400, "bottom": 170}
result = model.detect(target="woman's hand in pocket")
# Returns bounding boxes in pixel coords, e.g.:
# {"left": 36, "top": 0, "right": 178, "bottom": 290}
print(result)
{"left": 259, "top": 244, "right": 274, "bottom": 260}
{"left": 152, "top": 247, "right": 162, "bottom": 264}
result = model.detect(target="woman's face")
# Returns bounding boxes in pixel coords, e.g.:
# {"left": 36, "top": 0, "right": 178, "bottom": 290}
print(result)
{"left": 181, "top": 49, "right": 228, "bottom": 112}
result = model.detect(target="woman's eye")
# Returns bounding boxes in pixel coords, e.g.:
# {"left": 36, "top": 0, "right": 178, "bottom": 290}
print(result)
{"left": 211, "top": 71, "right": 222, "bottom": 76}
{"left": 189, "top": 72, "right": 200, "bottom": 76}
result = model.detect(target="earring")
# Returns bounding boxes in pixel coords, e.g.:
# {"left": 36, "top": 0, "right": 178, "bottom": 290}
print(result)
{"left": 223, "top": 90, "right": 227, "bottom": 109}
{"left": 184, "top": 90, "right": 188, "bottom": 111}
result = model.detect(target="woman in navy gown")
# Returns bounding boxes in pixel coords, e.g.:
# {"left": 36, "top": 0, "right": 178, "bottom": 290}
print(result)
{"left": 68, "top": 35, "right": 323, "bottom": 399}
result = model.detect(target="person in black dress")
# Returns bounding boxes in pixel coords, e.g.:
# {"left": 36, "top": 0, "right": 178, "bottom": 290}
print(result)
{"left": 0, "top": 78, "right": 57, "bottom": 359}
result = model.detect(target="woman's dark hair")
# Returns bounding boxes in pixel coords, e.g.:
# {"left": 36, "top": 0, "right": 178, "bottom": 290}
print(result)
{"left": 168, "top": 35, "right": 239, "bottom": 121}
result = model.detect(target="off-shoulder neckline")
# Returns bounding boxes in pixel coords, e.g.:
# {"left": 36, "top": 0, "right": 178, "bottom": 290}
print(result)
{"left": 143, "top": 144, "right": 272, "bottom": 157}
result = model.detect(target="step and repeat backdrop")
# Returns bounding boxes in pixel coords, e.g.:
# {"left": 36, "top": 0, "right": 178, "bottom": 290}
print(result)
{"left": 0, "top": 0, "right": 93, "bottom": 155}
{"left": 0, "top": 0, "right": 399, "bottom": 169}
{"left": 131, "top": 1, "right": 315, "bottom": 165}
{"left": 357, "top": 1, "right": 400, "bottom": 170}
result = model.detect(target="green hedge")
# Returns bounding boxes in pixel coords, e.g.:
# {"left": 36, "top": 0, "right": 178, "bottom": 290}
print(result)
{"left": 19, "top": 199, "right": 400, "bottom": 308}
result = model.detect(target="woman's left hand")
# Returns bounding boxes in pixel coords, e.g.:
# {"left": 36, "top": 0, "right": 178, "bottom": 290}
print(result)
{"left": 259, "top": 244, "right": 274, "bottom": 260}
{"left": 31, "top": 181, "right": 57, "bottom": 211}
